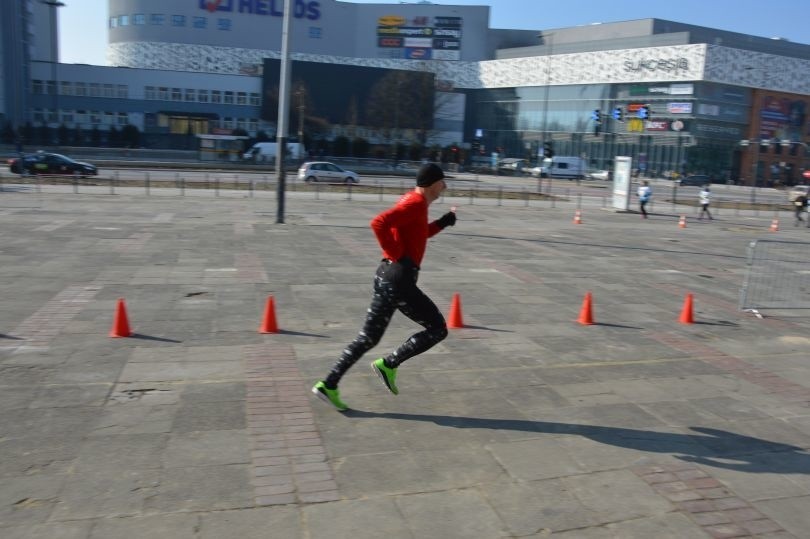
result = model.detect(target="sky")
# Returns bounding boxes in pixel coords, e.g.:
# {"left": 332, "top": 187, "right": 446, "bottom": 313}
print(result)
{"left": 59, "top": 0, "right": 810, "bottom": 66}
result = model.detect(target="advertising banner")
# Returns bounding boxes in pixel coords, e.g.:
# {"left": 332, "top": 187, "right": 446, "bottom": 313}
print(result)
{"left": 612, "top": 156, "right": 633, "bottom": 211}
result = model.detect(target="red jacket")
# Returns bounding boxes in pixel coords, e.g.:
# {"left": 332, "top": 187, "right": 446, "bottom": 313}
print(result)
{"left": 370, "top": 191, "right": 442, "bottom": 267}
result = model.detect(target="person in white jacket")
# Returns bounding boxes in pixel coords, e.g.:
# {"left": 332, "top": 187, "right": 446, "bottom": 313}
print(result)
{"left": 637, "top": 181, "right": 652, "bottom": 218}
{"left": 699, "top": 185, "right": 713, "bottom": 220}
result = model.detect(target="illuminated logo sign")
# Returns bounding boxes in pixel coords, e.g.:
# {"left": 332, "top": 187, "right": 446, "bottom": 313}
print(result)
{"left": 644, "top": 120, "right": 670, "bottom": 131}
{"left": 433, "top": 38, "right": 460, "bottom": 50}
{"left": 377, "top": 26, "right": 433, "bottom": 36}
{"left": 378, "top": 37, "right": 403, "bottom": 48}
{"left": 668, "top": 102, "right": 693, "bottom": 114}
{"left": 404, "top": 37, "right": 432, "bottom": 48}
{"left": 378, "top": 15, "right": 406, "bottom": 26}
{"left": 199, "top": 0, "right": 321, "bottom": 21}
{"left": 434, "top": 16, "right": 462, "bottom": 27}
{"left": 405, "top": 47, "right": 431, "bottom": 59}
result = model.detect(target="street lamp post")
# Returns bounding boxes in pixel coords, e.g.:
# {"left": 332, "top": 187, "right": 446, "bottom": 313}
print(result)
{"left": 539, "top": 32, "right": 554, "bottom": 163}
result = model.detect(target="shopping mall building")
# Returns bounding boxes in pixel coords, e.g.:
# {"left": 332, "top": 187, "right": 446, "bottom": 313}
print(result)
{"left": 2, "top": 0, "right": 810, "bottom": 184}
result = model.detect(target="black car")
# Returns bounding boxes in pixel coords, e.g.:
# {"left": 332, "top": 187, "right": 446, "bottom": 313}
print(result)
{"left": 7, "top": 152, "right": 98, "bottom": 177}
{"left": 678, "top": 174, "right": 710, "bottom": 187}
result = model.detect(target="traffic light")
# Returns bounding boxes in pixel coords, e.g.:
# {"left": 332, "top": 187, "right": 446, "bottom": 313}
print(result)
{"left": 612, "top": 107, "right": 624, "bottom": 122}
{"left": 543, "top": 142, "right": 554, "bottom": 159}
{"left": 637, "top": 105, "right": 650, "bottom": 119}
{"left": 591, "top": 109, "right": 602, "bottom": 123}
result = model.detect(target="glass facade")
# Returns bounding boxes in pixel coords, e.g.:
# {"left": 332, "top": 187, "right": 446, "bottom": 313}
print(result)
{"left": 464, "top": 81, "right": 761, "bottom": 180}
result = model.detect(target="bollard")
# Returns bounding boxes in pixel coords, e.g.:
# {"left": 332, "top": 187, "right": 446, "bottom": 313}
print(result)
{"left": 315, "top": 182, "right": 320, "bottom": 200}
{"left": 497, "top": 186, "right": 503, "bottom": 206}
{"left": 145, "top": 172, "right": 150, "bottom": 196}
{"left": 73, "top": 172, "right": 79, "bottom": 194}
{"left": 524, "top": 187, "right": 530, "bottom": 207}
{"left": 470, "top": 185, "right": 476, "bottom": 205}
{"left": 249, "top": 178, "right": 254, "bottom": 198}
{"left": 215, "top": 177, "right": 220, "bottom": 196}
{"left": 346, "top": 181, "right": 352, "bottom": 201}
{"left": 110, "top": 171, "right": 117, "bottom": 195}
{"left": 378, "top": 180, "right": 383, "bottom": 202}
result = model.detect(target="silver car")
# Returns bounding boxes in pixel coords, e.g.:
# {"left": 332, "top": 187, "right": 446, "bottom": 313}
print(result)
{"left": 297, "top": 162, "right": 359, "bottom": 184}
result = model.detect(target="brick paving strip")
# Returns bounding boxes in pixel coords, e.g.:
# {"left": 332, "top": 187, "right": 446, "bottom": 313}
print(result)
{"left": 632, "top": 462, "right": 794, "bottom": 538}
{"left": 242, "top": 343, "right": 340, "bottom": 506}
{"left": 6, "top": 284, "right": 102, "bottom": 349}
{"left": 650, "top": 332, "right": 810, "bottom": 404}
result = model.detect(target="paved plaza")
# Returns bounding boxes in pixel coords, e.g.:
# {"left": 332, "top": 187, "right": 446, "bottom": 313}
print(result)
{"left": 1, "top": 184, "right": 810, "bottom": 538}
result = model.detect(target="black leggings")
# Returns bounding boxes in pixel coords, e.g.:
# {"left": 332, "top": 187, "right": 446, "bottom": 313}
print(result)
{"left": 325, "top": 261, "right": 447, "bottom": 388}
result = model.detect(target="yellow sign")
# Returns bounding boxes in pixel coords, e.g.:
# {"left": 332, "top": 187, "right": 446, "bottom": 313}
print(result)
{"left": 627, "top": 118, "right": 644, "bottom": 132}
{"left": 378, "top": 15, "right": 406, "bottom": 27}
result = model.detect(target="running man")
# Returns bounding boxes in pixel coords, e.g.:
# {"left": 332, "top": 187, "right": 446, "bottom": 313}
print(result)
{"left": 312, "top": 163, "right": 457, "bottom": 410}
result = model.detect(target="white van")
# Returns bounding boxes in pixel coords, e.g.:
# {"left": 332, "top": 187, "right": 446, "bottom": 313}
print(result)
{"left": 546, "top": 156, "right": 587, "bottom": 179}
{"left": 243, "top": 142, "right": 306, "bottom": 162}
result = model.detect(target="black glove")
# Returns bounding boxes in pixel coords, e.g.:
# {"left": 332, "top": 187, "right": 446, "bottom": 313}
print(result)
{"left": 436, "top": 211, "right": 457, "bottom": 229}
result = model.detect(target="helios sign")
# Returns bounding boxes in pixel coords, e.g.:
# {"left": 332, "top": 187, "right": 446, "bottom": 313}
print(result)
{"left": 624, "top": 57, "right": 689, "bottom": 73}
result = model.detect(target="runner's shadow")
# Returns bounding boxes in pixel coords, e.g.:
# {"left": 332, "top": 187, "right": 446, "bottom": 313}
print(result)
{"left": 0, "top": 334, "right": 24, "bottom": 340}
{"left": 342, "top": 410, "right": 810, "bottom": 474}
{"left": 459, "top": 324, "right": 513, "bottom": 333}
{"left": 130, "top": 334, "right": 182, "bottom": 343}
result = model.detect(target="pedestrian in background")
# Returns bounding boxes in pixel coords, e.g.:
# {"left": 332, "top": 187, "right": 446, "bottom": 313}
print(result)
{"left": 794, "top": 193, "right": 808, "bottom": 226}
{"left": 637, "top": 180, "right": 652, "bottom": 218}
{"left": 699, "top": 184, "right": 714, "bottom": 220}
{"left": 312, "top": 163, "right": 457, "bottom": 411}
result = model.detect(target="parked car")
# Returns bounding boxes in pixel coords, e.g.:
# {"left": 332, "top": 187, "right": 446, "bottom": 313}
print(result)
{"left": 497, "top": 158, "right": 530, "bottom": 176}
{"left": 678, "top": 174, "right": 711, "bottom": 187}
{"left": 7, "top": 152, "right": 98, "bottom": 177}
{"left": 297, "top": 161, "right": 359, "bottom": 184}
{"left": 788, "top": 185, "right": 810, "bottom": 202}
{"left": 587, "top": 169, "right": 610, "bottom": 181}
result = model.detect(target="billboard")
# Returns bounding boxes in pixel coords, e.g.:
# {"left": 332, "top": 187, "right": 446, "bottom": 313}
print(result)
{"left": 376, "top": 15, "right": 463, "bottom": 60}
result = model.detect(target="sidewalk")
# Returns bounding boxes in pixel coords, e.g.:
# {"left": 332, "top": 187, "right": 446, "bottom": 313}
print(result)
{"left": 1, "top": 188, "right": 809, "bottom": 538}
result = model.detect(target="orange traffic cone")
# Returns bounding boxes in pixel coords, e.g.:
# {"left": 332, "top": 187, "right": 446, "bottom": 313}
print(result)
{"left": 259, "top": 295, "right": 279, "bottom": 333}
{"left": 447, "top": 293, "right": 464, "bottom": 329}
{"left": 573, "top": 209, "right": 583, "bottom": 224}
{"left": 679, "top": 293, "right": 695, "bottom": 324}
{"left": 769, "top": 218, "right": 779, "bottom": 232}
{"left": 109, "top": 298, "right": 132, "bottom": 338}
{"left": 577, "top": 292, "right": 595, "bottom": 325}
{"left": 678, "top": 215, "right": 687, "bottom": 228}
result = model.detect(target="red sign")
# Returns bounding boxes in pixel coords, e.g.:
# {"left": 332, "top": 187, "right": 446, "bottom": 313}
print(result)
{"left": 803, "top": 170, "right": 810, "bottom": 179}
{"left": 378, "top": 37, "right": 403, "bottom": 48}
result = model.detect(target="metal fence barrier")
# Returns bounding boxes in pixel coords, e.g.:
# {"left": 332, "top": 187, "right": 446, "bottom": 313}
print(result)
{"left": 739, "top": 239, "right": 810, "bottom": 312}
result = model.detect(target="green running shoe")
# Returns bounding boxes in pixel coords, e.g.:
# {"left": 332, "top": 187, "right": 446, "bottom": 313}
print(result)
{"left": 371, "top": 358, "right": 399, "bottom": 395}
{"left": 312, "top": 381, "right": 348, "bottom": 411}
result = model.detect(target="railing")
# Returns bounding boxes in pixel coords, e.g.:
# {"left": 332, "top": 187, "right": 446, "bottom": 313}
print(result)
{"left": 739, "top": 239, "right": 810, "bottom": 312}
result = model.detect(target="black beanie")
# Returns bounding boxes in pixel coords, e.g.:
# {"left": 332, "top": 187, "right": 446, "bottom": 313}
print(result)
{"left": 416, "top": 163, "right": 445, "bottom": 187}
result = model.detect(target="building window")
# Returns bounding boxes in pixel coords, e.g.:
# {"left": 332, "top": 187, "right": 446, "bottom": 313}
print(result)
{"left": 236, "top": 92, "right": 247, "bottom": 105}
{"left": 117, "top": 85, "right": 128, "bottom": 98}
{"left": 222, "top": 117, "right": 233, "bottom": 129}
{"left": 217, "top": 18, "right": 231, "bottom": 31}
{"left": 198, "top": 89, "right": 209, "bottom": 103}
{"left": 75, "top": 82, "right": 86, "bottom": 96}
{"left": 211, "top": 90, "right": 222, "bottom": 104}
{"left": 145, "top": 86, "right": 156, "bottom": 100}
{"left": 60, "top": 81, "right": 72, "bottom": 95}
{"left": 158, "top": 87, "right": 169, "bottom": 100}
{"left": 249, "top": 93, "right": 261, "bottom": 106}
{"left": 62, "top": 111, "right": 73, "bottom": 124}
{"left": 104, "top": 112, "right": 115, "bottom": 125}
{"left": 76, "top": 110, "right": 87, "bottom": 124}
{"left": 109, "top": 17, "right": 117, "bottom": 28}
{"left": 89, "top": 111, "right": 101, "bottom": 125}
{"left": 150, "top": 13, "right": 165, "bottom": 25}
{"left": 46, "top": 81, "right": 56, "bottom": 95}
{"left": 89, "top": 83, "right": 100, "bottom": 97}
{"left": 248, "top": 119, "right": 258, "bottom": 133}
{"left": 224, "top": 91, "right": 234, "bottom": 104}
{"left": 185, "top": 89, "right": 196, "bottom": 102}
{"left": 32, "top": 80, "right": 43, "bottom": 94}
{"left": 119, "top": 15, "right": 129, "bottom": 26}
{"left": 118, "top": 112, "right": 129, "bottom": 125}
{"left": 171, "top": 88, "right": 182, "bottom": 101}
{"left": 133, "top": 14, "right": 145, "bottom": 25}
{"left": 193, "top": 17, "right": 206, "bottom": 29}
{"left": 33, "top": 109, "right": 44, "bottom": 122}
{"left": 48, "top": 109, "right": 58, "bottom": 122}
{"left": 172, "top": 15, "right": 186, "bottom": 27}
{"left": 103, "top": 84, "right": 114, "bottom": 98}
